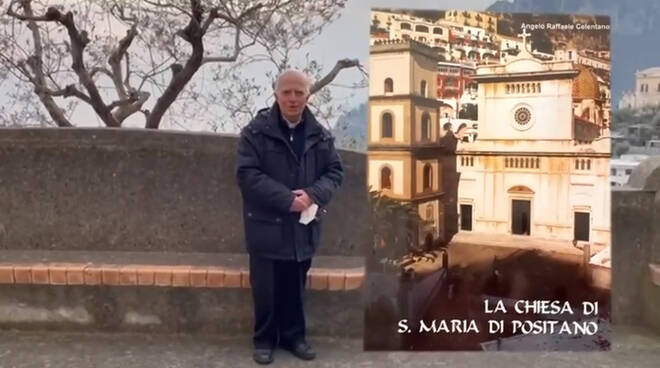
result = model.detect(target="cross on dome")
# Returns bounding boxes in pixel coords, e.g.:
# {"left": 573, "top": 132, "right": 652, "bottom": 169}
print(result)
{"left": 517, "top": 28, "right": 531, "bottom": 52}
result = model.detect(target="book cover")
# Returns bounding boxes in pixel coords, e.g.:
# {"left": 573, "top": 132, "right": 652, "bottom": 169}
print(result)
{"left": 365, "top": 8, "right": 611, "bottom": 351}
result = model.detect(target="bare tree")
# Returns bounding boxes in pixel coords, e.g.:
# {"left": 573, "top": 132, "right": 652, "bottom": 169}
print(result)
{"left": 0, "top": 0, "right": 366, "bottom": 130}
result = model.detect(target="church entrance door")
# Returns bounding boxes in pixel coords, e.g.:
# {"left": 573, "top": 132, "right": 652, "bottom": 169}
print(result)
{"left": 460, "top": 204, "right": 472, "bottom": 231}
{"left": 511, "top": 199, "right": 531, "bottom": 235}
{"left": 574, "top": 212, "right": 590, "bottom": 242}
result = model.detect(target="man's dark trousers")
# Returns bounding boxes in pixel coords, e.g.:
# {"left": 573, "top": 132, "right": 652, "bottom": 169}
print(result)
{"left": 250, "top": 255, "right": 312, "bottom": 349}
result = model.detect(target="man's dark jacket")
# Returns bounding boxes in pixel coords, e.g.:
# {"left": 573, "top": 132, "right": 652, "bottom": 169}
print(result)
{"left": 235, "top": 103, "right": 344, "bottom": 261}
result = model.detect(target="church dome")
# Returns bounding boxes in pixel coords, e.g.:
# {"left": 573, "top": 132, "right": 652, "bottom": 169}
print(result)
{"left": 572, "top": 65, "right": 600, "bottom": 100}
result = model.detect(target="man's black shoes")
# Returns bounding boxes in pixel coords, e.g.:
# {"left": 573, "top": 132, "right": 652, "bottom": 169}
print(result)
{"left": 282, "top": 340, "right": 316, "bottom": 361}
{"left": 252, "top": 348, "right": 274, "bottom": 365}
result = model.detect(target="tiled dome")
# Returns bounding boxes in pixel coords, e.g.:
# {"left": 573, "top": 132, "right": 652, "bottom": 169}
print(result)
{"left": 572, "top": 65, "right": 600, "bottom": 100}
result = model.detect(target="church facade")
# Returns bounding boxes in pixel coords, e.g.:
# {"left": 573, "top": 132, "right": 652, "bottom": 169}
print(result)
{"left": 456, "top": 33, "right": 610, "bottom": 245}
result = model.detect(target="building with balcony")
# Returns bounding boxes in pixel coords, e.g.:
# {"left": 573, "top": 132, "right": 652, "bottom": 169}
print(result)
{"left": 554, "top": 46, "right": 611, "bottom": 72}
{"left": 371, "top": 10, "right": 452, "bottom": 60}
{"left": 436, "top": 61, "right": 477, "bottom": 114}
{"left": 444, "top": 10, "right": 497, "bottom": 34}
{"left": 449, "top": 28, "right": 500, "bottom": 64}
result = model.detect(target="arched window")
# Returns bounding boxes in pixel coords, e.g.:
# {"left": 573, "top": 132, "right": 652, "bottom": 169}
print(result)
{"left": 381, "top": 112, "right": 393, "bottom": 138}
{"left": 433, "top": 27, "right": 443, "bottom": 35}
{"left": 421, "top": 113, "right": 431, "bottom": 140}
{"left": 420, "top": 80, "right": 427, "bottom": 97}
{"left": 423, "top": 164, "right": 433, "bottom": 191}
{"left": 426, "top": 204, "right": 434, "bottom": 220}
{"left": 415, "top": 25, "right": 429, "bottom": 33}
{"left": 384, "top": 78, "right": 393, "bottom": 93}
{"left": 381, "top": 167, "right": 392, "bottom": 190}
{"left": 400, "top": 23, "right": 411, "bottom": 30}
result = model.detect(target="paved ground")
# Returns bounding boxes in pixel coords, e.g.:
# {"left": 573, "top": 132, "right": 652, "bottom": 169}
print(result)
{"left": 452, "top": 232, "right": 601, "bottom": 256}
{"left": 1, "top": 326, "right": 659, "bottom": 368}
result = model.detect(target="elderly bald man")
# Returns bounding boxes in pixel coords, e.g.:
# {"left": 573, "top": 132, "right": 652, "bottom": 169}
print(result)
{"left": 235, "top": 69, "right": 344, "bottom": 365}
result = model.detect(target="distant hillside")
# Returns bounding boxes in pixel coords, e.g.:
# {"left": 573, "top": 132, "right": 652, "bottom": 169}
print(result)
{"left": 331, "top": 103, "right": 367, "bottom": 152}
{"left": 487, "top": 0, "right": 660, "bottom": 108}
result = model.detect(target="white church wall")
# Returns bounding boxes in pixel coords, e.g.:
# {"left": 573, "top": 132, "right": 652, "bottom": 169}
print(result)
{"left": 477, "top": 80, "right": 574, "bottom": 141}
{"left": 456, "top": 157, "right": 609, "bottom": 243}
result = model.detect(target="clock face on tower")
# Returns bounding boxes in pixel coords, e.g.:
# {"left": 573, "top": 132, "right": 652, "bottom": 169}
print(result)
{"left": 511, "top": 104, "right": 534, "bottom": 131}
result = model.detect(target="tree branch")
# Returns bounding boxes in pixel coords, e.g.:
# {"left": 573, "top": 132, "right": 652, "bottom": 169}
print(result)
{"left": 202, "top": 26, "right": 242, "bottom": 64}
{"left": 124, "top": 53, "right": 131, "bottom": 90}
{"left": 36, "top": 84, "right": 93, "bottom": 105}
{"left": 201, "top": 3, "right": 269, "bottom": 65}
{"left": 111, "top": 90, "right": 150, "bottom": 123}
{"left": 143, "top": 0, "right": 193, "bottom": 18}
{"left": 107, "top": 97, "right": 137, "bottom": 111}
{"left": 310, "top": 58, "right": 361, "bottom": 95}
{"left": 6, "top": 0, "right": 73, "bottom": 127}
{"left": 175, "top": 0, "right": 204, "bottom": 44}
{"left": 200, "top": 2, "right": 264, "bottom": 62}
{"left": 7, "top": 2, "right": 120, "bottom": 127}
{"left": 108, "top": 24, "right": 138, "bottom": 100}
{"left": 201, "top": 7, "right": 219, "bottom": 34}
{"left": 208, "top": 3, "right": 264, "bottom": 31}
{"left": 90, "top": 66, "right": 114, "bottom": 80}
{"left": 145, "top": 0, "right": 206, "bottom": 128}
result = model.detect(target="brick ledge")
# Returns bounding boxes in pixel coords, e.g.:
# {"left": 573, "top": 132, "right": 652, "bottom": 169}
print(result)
{"left": 0, "top": 251, "right": 364, "bottom": 291}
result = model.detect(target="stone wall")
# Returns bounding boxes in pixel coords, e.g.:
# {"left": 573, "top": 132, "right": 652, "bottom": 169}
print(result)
{"left": 612, "top": 165, "right": 660, "bottom": 332}
{"left": 0, "top": 128, "right": 368, "bottom": 256}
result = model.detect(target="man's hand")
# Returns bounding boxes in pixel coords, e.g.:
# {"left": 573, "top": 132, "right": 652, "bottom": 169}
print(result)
{"left": 292, "top": 189, "right": 313, "bottom": 208}
{"left": 289, "top": 196, "right": 308, "bottom": 212}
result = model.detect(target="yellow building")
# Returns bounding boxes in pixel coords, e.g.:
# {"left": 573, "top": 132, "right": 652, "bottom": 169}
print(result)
{"left": 368, "top": 39, "right": 458, "bottom": 246}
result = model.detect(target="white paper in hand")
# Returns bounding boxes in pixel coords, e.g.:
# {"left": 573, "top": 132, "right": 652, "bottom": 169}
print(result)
{"left": 299, "top": 203, "right": 319, "bottom": 225}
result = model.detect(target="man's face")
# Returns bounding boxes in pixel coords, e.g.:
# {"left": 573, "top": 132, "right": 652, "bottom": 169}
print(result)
{"left": 274, "top": 74, "right": 309, "bottom": 121}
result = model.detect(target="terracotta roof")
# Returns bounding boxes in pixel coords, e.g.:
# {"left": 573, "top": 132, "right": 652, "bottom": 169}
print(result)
{"left": 573, "top": 65, "right": 601, "bottom": 100}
